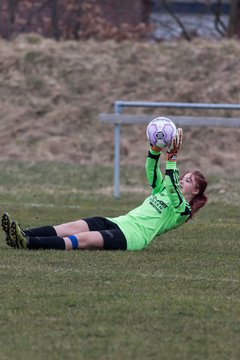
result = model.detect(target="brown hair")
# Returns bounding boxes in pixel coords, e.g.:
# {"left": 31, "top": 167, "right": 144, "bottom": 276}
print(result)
{"left": 181, "top": 170, "right": 208, "bottom": 219}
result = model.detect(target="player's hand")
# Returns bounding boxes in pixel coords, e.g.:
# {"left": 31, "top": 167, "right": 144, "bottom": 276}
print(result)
{"left": 166, "top": 128, "right": 183, "bottom": 161}
{"left": 168, "top": 128, "right": 183, "bottom": 154}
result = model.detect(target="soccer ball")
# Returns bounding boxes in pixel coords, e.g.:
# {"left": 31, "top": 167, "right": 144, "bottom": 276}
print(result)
{"left": 146, "top": 117, "right": 176, "bottom": 148}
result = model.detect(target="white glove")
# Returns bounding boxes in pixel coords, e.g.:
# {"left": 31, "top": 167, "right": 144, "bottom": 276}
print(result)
{"left": 166, "top": 128, "right": 183, "bottom": 161}
{"left": 168, "top": 128, "right": 183, "bottom": 154}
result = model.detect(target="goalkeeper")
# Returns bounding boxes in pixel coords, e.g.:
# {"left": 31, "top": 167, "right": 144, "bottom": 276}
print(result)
{"left": 2, "top": 128, "right": 208, "bottom": 251}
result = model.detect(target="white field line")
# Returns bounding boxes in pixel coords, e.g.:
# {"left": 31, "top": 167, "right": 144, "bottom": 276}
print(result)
{"left": 22, "top": 202, "right": 83, "bottom": 209}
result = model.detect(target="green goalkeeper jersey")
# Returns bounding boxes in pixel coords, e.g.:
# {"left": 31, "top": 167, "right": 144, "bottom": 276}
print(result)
{"left": 108, "top": 149, "right": 191, "bottom": 250}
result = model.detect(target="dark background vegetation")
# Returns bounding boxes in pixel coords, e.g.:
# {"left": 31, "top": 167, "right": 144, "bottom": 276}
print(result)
{"left": 0, "top": 0, "right": 240, "bottom": 41}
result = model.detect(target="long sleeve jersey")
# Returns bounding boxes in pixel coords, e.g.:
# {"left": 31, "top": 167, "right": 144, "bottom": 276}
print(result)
{"left": 108, "top": 148, "right": 191, "bottom": 250}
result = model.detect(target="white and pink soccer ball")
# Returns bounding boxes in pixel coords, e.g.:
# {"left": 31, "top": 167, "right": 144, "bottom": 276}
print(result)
{"left": 146, "top": 117, "right": 176, "bottom": 148}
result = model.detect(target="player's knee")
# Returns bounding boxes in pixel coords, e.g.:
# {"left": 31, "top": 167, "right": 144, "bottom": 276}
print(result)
{"left": 78, "top": 232, "right": 104, "bottom": 249}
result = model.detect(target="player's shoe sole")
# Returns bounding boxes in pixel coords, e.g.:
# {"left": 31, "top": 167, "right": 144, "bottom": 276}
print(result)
{"left": 1, "top": 212, "right": 16, "bottom": 248}
{"left": 11, "top": 220, "right": 28, "bottom": 249}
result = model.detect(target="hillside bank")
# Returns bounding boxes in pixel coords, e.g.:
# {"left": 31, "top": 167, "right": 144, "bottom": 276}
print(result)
{"left": 0, "top": 34, "right": 240, "bottom": 176}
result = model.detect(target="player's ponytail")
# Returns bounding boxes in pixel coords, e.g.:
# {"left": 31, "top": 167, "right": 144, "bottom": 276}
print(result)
{"left": 189, "top": 170, "right": 208, "bottom": 218}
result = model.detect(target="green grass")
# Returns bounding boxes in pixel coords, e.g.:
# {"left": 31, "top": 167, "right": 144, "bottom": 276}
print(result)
{"left": 0, "top": 161, "right": 239, "bottom": 360}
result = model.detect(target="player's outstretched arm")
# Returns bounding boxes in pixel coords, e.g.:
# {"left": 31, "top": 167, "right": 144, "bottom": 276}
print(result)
{"left": 165, "top": 128, "right": 187, "bottom": 209}
{"left": 145, "top": 145, "right": 163, "bottom": 194}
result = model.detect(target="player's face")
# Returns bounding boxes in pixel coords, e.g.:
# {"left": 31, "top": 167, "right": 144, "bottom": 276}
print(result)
{"left": 180, "top": 172, "right": 199, "bottom": 198}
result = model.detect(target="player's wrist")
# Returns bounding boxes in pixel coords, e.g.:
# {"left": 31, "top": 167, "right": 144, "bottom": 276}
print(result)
{"left": 166, "top": 152, "right": 177, "bottom": 161}
{"left": 150, "top": 144, "right": 162, "bottom": 153}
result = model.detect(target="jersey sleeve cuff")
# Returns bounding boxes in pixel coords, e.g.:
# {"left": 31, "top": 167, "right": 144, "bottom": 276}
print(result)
{"left": 166, "top": 160, "right": 177, "bottom": 170}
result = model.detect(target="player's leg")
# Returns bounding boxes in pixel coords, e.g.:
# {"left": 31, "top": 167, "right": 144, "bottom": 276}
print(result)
{"left": 22, "top": 219, "right": 90, "bottom": 238}
{"left": 10, "top": 220, "right": 126, "bottom": 251}
{"left": 1, "top": 211, "right": 58, "bottom": 243}
{"left": 64, "top": 231, "right": 104, "bottom": 250}
{"left": 10, "top": 222, "right": 104, "bottom": 250}
{"left": 9, "top": 220, "right": 70, "bottom": 250}
{"left": 1, "top": 212, "right": 91, "bottom": 245}
{"left": 54, "top": 219, "right": 89, "bottom": 237}
{"left": 64, "top": 228, "right": 127, "bottom": 250}
{"left": 11, "top": 221, "right": 107, "bottom": 250}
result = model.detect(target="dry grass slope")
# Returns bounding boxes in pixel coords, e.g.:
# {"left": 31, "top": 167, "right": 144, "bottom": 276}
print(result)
{"left": 0, "top": 34, "right": 240, "bottom": 176}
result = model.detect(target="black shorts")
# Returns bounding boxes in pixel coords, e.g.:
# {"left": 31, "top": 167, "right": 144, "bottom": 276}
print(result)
{"left": 82, "top": 216, "right": 127, "bottom": 251}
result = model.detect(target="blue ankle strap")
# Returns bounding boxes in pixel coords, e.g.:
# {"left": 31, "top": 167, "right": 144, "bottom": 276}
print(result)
{"left": 68, "top": 235, "right": 78, "bottom": 250}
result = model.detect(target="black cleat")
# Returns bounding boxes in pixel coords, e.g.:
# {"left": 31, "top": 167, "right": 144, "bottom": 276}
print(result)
{"left": 11, "top": 220, "right": 29, "bottom": 249}
{"left": 1, "top": 212, "right": 16, "bottom": 248}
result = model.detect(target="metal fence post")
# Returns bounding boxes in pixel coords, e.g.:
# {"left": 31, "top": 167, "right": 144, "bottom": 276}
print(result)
{"left": 114, "top": 102, "right": 121, "bottom": 198}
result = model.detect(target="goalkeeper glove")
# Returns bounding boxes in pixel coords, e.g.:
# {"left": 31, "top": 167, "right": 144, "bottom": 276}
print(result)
{"left": 166, "top": 128, "right": 183, "bottom": 161}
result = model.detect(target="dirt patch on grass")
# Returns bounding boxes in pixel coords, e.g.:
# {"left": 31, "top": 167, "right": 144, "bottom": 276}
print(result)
{"left": 0, "top": 34, "right": 240, "bottom": 176}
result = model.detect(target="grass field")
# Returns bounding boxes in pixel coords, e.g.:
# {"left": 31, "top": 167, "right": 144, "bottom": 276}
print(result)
{"left": 0, "top": 161, "right": 240, "bottom": 360}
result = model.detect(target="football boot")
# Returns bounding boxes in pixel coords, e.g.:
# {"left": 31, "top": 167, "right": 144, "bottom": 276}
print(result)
{"left": 11, "top": 220, "right": 29, "bottom": 249}
{"left": 1, "top": 212, "right": 16, "bottom": 248}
